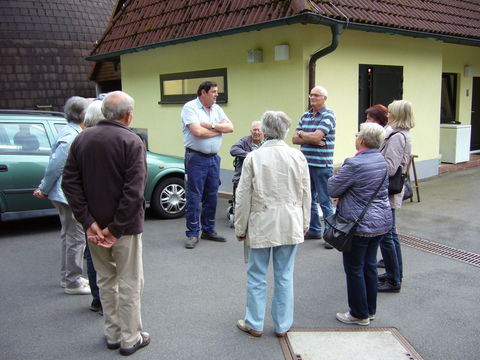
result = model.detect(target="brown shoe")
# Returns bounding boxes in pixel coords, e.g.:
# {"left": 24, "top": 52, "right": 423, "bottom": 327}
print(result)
{"left": 201, "top": 232, "right": 226, "bottom": 242}
{"left": 236, "top": 320, "right": 262, "bottom": 337}
{"left": 275, "top": 330, "right": 289, "bottom": 337}
{"left": 185, "top": 236, "right": 199, "bottom": 249}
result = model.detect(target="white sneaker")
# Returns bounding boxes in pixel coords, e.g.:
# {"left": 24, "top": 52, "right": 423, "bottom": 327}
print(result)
{"left": 65, "top": 283, "right": 91, "bottom": 295}
{"left": 336, "top": 312, "right": 370, "bottom": 326}
{"left": 61, "top": 277, "right": 88, "bottom": 289}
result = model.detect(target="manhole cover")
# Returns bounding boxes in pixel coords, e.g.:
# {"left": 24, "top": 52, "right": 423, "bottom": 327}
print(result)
{"left": 279, "top": 328, "right": 423, "bottom": 360}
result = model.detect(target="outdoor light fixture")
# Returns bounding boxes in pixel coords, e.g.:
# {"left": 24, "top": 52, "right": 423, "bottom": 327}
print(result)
{"left": 275, "top": 44, "right": 289, "bottom": 61}
{"left": 464, "top": 65, "right": 473, "bottom": 77}
{"left": 247, "top": 49, "right": 263, "bottom": 63}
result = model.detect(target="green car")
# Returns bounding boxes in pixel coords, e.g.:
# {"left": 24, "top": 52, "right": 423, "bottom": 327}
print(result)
{"left": 0, "top": 110, "right": 186, "bottom": 221}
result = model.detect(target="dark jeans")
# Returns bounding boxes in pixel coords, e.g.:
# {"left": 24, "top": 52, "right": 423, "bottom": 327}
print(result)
{"left": 184, "top": 151, "right": 220, "bottom": 237}
{"left": 84, "top": 239, "right": 100, "bottom": 301}
{"left": 379, "top": 209, "right": 402, "bottom": 284}
{"left": 342, "top": 235, "right": 382, "bottom": 319}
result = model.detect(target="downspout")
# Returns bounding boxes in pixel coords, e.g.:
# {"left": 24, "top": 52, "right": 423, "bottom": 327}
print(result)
{"left": 308, "top": 23, "right": 344, "bottom": 91}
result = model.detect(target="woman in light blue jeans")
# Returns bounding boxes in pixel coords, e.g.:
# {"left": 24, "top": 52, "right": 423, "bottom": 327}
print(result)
{"left": 234, "top": 110, "right": 311, "bottom": 337}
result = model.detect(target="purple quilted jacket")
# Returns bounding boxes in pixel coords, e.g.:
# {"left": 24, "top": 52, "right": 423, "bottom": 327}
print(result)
{"left": 327, "top": 149, "right": 392, "bottom": 235}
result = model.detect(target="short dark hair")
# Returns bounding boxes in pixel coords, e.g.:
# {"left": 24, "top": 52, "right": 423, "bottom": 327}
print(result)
{"left": 365, "top": 104, "right": 388, "bottom": 127}
{"left": 197, "top": 80, "right": 218, "bottom": 96}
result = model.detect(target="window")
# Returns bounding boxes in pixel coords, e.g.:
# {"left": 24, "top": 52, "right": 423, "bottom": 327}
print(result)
{"left": 440, "top": 73, "right": 458, "bottom": 123}
{"left": 0, "top": 123, "right": 51, "bottom": 155}
{"left": 159, "top": 68, "right": 228, "bottom": 104}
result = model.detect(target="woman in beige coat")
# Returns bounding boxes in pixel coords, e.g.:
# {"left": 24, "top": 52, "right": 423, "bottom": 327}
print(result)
{"left": 235, "top": 111, "right": 311, "bottom": 338}
{"left": 378, "top": 100, "right": 414, "bottom": 292}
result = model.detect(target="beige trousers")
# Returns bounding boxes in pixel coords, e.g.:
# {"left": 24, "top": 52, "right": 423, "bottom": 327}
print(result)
{"left": 89, "top": 234, "right": 144, "bottom": 348}
{"left": 52, "top": 201, "right": 85, "bottom": 288}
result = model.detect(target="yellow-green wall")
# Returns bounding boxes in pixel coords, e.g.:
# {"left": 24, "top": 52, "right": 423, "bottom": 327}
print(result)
{"left": 442, "top": 43, "right": 480, "bottom": 126}
{"left": 120, "top": 23, "right": 479, "bottom": 175}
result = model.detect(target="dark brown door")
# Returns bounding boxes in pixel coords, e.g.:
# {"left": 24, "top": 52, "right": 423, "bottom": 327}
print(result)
{"left": 471, "top": 77, "right": 480, "bottom": 151}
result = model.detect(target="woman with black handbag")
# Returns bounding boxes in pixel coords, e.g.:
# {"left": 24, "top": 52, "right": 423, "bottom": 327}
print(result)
{"left": 328, "top": 122, "right": 392, "bottom": 325}
{"left": 378, "top": 100, "right": 415, "bottom": 293}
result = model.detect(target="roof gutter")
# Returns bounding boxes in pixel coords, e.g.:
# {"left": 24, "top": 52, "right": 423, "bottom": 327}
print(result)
{"left": 87, "top": 12, "right": 480, "bottom": 62}
{"left": 308, "top": 23, "right": 344, "bottom": 92}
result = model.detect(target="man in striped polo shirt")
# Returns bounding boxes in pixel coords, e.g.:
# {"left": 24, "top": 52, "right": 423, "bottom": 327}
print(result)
{"left": 292, "top": 85, "right": 336, "bottom": 249}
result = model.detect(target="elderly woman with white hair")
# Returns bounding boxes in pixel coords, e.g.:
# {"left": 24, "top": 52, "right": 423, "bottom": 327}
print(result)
{"left": 84, "top": 99, "right": 106, "bottom": 128}
{"left": 328, "top": 122, "right": 392, "bottom": 326}
{"left": 235, "top": 111, "right": 311, "bottom": 338}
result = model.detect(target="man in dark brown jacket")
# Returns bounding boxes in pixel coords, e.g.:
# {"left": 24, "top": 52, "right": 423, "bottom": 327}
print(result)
{"left": 62, "top": 91, "right": 150, "bottom": 356}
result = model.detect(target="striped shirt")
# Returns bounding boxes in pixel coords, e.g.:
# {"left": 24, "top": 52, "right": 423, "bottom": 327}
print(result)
{"left": 296, "top": 106, "right": 336, "bottom": 167}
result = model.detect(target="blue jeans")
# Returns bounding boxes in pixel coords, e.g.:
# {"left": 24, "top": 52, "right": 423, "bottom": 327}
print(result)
{"left": 245, "top": 245, "right": 298, "bottom": 333}
{"left": 342, "top": 235, "right": 382, "bottom": 319}
{"left": 84, "top": 239, "right": 100, "bottom": 301}
{"left": 379, "top": 209, "right": 402, "bottom": 284}
{"left": 184, "top": 151, "right": 220, "bottom": 237}
{"left": 306, "top": 166, "right": 334, "bottom": 237}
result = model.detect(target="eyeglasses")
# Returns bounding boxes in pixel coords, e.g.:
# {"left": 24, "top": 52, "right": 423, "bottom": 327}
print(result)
{"left": 309, "top": 94, "right": 325, "bottom": 98}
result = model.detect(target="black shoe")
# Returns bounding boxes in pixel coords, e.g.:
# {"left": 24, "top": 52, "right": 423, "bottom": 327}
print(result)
{"left": 119, "top": 332, "right": 150, "bottom": 356}
{"left": 378, "top": 282, "right": 401, "bottom": 293}
{"left": 324, "top": 242, "right": 334, "bottom": 249}
{"left": 304, "top": 234, "right": 322, "bottom": 240}
{"left": 185, "top": 236, "right": 199, "bottom": 249}
{"left": 377, "top": 273, "right": 388, "bottom": 283}
{"left": 377, "top": 259, "right": 385, "bottom": 268}
{"left": 90, "top": 298, "right": 102, "bottom": 313}
{"left": 201, "top": 232, "right": 226, "bottom": 242}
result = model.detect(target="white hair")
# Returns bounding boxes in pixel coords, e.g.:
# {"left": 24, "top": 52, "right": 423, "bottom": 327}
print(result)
{"left": 101, "top": 91, "right": 135, "bottom": 121}
{"left": 84, "top": 100, "right": 105, "bottom": 128}
{"left": 312, "top": 85, "right": 328, "bottom": 97}
{"left": 357, "top": 122, "right": 386, "bottom": 149}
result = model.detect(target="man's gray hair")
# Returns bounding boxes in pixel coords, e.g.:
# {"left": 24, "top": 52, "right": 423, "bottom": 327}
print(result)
{"left": 313, "top": 85, "right": 328, "bottom": 97}
{"left": 101, "top": 91, "right": 135, "bottom": 121}
{"left": 84, "top": 100, "right": 106, "bottom": 128}
{"left": 64, "top": 96, "right": 89, "bottom": 124}
{"left": 357, "top": 122, "right": 386, "bottom": 149}
{"left": 261, "top": 111, "right": 291, "bottom": 140}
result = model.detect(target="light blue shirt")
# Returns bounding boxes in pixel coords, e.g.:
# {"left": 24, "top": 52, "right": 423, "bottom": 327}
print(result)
{"left": 181, "top": 97, "right": 227, "bottom": 154}
{"left": 39, "top": 122, "right": 82, "bottom": 204}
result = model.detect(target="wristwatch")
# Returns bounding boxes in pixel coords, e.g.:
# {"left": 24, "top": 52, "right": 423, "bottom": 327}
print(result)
{"left": 211, "top": 123, "right": 216, "bottom": 130}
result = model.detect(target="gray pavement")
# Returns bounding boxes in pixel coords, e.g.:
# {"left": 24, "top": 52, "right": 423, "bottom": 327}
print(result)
{"left": 0, "top": 167, "right": 479, "bottom": 360}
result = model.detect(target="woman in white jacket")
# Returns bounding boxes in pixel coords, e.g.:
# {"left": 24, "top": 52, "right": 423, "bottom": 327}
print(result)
{"left": 235, "top": 111, "right": 311, "bottom": 338}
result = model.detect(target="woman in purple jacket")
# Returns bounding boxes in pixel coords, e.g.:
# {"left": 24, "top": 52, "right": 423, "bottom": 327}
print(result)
{"left": 328, "top": 122, "right": 392, "bottom": 326}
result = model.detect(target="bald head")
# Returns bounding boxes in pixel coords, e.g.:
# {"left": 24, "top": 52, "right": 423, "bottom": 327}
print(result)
{"left": 101, "top": 91, "right": 135, "bottom": 123}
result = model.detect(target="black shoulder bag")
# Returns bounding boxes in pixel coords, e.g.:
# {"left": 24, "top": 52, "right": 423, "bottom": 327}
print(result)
{"left": 324, "top": 172, "right": 387, "bottom": 252}
{"left": 383, "top": 132, "right": 407, "bottom": 195}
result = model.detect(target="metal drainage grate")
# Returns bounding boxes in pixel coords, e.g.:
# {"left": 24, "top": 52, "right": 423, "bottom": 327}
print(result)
{"left": 399, "top": 234, "right": 480, "bottom": 268}
{"left": 279, "top": 328, "right": 424, "bottom": 360}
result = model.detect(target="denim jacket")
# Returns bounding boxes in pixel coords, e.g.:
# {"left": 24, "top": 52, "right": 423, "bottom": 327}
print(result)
{"left": 327, "top": 149, "right": 392, "bottom": 235}
{"left": 39, "top": 122, "right": 82, "bottom": 204}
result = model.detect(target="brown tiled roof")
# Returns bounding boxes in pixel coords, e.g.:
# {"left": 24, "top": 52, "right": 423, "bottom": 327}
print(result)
{"left": 89, "top": 0, "right": 480, "bottom": 60}
{"left": 0, "top": 0, "right": 115, "bottom": 111}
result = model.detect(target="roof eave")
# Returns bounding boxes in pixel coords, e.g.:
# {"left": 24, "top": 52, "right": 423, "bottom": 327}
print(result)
{"left": 86, "top": 12, "right": 480, "bottom": 62}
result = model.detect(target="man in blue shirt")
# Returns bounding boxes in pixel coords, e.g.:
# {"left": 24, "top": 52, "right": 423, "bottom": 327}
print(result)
{"left": 181, "top": 81, "right": 234, "bottom": 249}
{"left": 292, "top": 86, "right": 336, "bottom": 249}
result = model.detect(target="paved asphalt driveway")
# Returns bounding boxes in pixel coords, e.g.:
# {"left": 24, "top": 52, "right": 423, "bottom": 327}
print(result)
{"left": 0, "top": 167, "right": 479, "bottom": 360}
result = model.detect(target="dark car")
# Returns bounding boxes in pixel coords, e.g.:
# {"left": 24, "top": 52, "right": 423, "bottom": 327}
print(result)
{"left": 0, "top": 110, "right": 185, "bottom": 221}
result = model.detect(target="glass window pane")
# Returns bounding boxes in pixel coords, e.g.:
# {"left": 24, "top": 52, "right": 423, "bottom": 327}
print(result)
{"left": 0, "top": 123, "right": 51, "bottom": 155}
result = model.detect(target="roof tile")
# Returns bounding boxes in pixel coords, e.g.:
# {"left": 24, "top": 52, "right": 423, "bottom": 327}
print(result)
{"left": 90, "top": 0, "right": 480, "bottom": 58}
